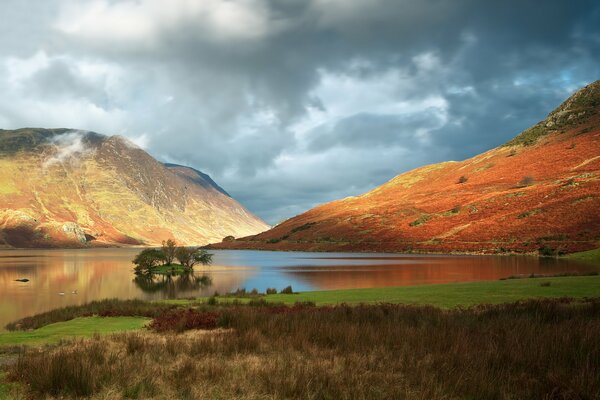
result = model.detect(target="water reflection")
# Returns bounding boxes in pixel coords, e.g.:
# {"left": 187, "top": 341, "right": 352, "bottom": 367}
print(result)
{"left": 279, "top": 255, "right": 589, "bottom": 289}
{"left": 0, "top": 248, "right": 596, "bottom": 329}
{"left": 133, "top": 272, "right": 212, "bottom": 298}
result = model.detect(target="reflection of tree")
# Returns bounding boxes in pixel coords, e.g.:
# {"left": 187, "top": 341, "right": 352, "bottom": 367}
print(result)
{"left": 133, "top": 272, "right": 212, "bottom": 298}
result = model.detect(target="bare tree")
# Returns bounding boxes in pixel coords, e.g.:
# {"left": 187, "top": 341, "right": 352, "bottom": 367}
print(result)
{"left": 162, "top": 239, "right": 177, "bottom": 265}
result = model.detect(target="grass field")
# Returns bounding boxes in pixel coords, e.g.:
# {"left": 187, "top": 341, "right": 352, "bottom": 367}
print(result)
{"left": 0, "top": 316, "right": 149, "bottom": 346}
{"left": 225, "top": 275, "right": 600, "bottom": 308}
{"left": 154, "top": 275, "right": 600, "bottom": 309}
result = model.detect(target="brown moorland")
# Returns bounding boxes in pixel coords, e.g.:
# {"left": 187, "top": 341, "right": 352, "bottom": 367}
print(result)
{"left": 5, "top": 298, "right": 600, "bottom": 399}
{"left": 209, "top": 80, "right": 600, "bottom": 254}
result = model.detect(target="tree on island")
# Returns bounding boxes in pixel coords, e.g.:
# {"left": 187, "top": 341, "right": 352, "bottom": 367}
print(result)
{"left": 175, "top": 247, "right": 213, "bottom": 269}
{"left": 132, "top": 249, "right": 166, "bottom": 275}
{"left": 133, "top": 239, "right": 213, "bottom": 275}
{"left": 162, "top": 239, "right": 177, "bottom": 265}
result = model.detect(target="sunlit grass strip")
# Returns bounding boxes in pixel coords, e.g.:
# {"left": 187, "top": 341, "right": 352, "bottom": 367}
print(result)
{"left": 148, "top": 263, "right": 192, "bottom": 274}
{"left": 4, "top": 298, "right": 174, "bottom": 331}
{"left": 262, "top": 275, "right": 600, "bottom": 308}
{"left": 0, "top": 317, "right": 149, "bottom": 346}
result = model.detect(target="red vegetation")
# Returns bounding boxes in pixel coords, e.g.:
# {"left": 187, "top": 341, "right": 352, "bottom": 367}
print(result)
{"left": 148, "top": 309, "right": 220, "bottom": 332}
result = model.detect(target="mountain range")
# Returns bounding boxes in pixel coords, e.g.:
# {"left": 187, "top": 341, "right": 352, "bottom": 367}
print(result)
{"left": 209, "top": 80, "right": 600, "bottom": 254}
{"left": 0, "top": 129, "right": 269, "bottom": 248}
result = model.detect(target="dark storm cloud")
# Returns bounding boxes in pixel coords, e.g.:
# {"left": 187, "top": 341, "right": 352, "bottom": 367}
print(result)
{"left": 307, "top": 111, "right": 445, "bottom": 152}
{"left": 0, "top": 0, "right": 598, "bottom": 223}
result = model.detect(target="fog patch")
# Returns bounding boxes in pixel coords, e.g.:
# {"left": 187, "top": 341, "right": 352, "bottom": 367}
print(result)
{"left": 42, "top": 130, "right": 94, "bottom": 169}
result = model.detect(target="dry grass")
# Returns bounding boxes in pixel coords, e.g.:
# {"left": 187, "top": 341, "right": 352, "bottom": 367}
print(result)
{"left": 6, "top": 298, "right": 600, "bottom": 399}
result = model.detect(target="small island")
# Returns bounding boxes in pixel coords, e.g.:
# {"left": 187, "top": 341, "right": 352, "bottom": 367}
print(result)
{"left": 132, "top": 239, "right": 213, "bottom": 276}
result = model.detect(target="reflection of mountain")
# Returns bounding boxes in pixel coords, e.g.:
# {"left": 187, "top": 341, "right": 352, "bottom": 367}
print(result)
{"left": 0, "top": 249, "right": 255, "bottom": 329}
{"left": 211, "top": 81, "right": 600, "bottom": 254}
{"left": 0, "top": 128, "right": 269, "bottom": 248}
{"left": 280, "top": 257, "right": 595, "bottom": 290}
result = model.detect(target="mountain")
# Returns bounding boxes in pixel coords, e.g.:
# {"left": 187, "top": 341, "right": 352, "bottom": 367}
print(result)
{"left": 0, "top": 128, "right": 269, "bottom": 248}
{"left": 209, "top": 81, "right": 600, "bottom": 254}
{"left": 163, "top": 163, "right": 231, "bottom": 197}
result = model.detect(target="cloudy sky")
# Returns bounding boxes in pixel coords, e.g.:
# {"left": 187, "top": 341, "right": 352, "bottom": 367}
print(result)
{"left": 1, "top": 0, "right": 599, "bottom": 224}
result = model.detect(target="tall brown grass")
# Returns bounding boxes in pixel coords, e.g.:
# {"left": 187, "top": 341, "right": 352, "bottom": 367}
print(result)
{"left": 6, "top": 298, "right": 600, "bottom": 399}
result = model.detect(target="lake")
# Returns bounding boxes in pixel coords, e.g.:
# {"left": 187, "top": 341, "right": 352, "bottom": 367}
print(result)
{"left": 0, "top": 248, "right": 595, "bottom": 329}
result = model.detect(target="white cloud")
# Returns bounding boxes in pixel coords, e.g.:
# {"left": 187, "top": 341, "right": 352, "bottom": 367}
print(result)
{"left": 55, "top": 0, "right": 274, "bottom": 49}
{"left": 0, "top": 51, "right": 141, "bottom": 139}
{"left": 292, "top": 62, "right": 449, "bottom": 143}
{"left": 42, "top": 130, "right": 94, "bottom": 169}
{"left": 5, "top": 51, "right": 51, "bottom": 86}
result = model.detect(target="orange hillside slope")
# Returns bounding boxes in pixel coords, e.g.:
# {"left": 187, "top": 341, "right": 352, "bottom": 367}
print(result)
{"left": 210, "top": 81, "right": 600, "bottom": 254}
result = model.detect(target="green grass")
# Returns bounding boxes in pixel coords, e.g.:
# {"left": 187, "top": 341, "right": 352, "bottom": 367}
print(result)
{"left": 263, "top": 275, "right": 600, "bottom": 308}
{"left": 566, "top": 248, "right": 600, "bottom": 266}
{"left": 159, "top": 297, "right": 252, "bottom": 306}
{"left": 0, "top": 316, "right": 149, "bottom": 346}
{"left": 150, "top": 264, "right": 192, "bottom": 274}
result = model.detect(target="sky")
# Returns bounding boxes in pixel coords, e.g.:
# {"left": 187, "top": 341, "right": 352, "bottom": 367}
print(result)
{"left": 0, "top": 0, "right": 599, "bottom": 224}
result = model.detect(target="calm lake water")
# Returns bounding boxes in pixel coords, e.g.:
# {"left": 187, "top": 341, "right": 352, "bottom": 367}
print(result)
{"left": 0, "top": 248, "right": 596, "bottom": 329}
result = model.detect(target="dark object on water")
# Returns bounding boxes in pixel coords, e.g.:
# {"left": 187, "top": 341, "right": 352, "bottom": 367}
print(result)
{"left": 15, "top": 278, "right": 29, "bottom": 282}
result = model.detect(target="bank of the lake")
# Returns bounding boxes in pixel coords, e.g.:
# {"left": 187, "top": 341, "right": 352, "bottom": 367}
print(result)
{"left": 2, "top": 274, "right": 599, "bottom": 347}
{"left": 566, "top": 247, "right": 600, "bottom": 264}
{"left": 5, "top": 248, "right": 597, "bottom": 330}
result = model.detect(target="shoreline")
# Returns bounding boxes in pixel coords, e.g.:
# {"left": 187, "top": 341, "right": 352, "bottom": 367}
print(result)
{"left": 2, "top": 245, "right": 599, "bottom": 264}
